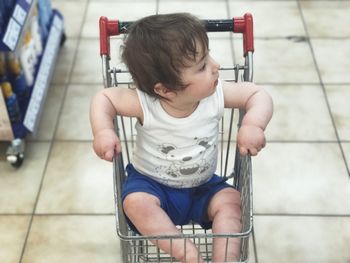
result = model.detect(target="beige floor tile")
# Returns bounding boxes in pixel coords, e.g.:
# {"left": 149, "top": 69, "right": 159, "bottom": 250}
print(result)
{"left": 159, "top": 0, "right": 233, "bottom": 38}
{"left": 342, "top": 143, "right": 350, "bottom": 170}
{"left": 81, "top": 1, "right": 157, "bottom": 38}
{"left": 114, "top": 114, "right": 137, "bottom": 143}
{"left": 28, "top": 85, "right": 65, "bottom": 141}
{"left": 109, "top": 37, "right": 128, "bottom": 70}
{"left": 158, "top": 0, "right": 228, "bottom": 19}
{"left": 0, "top": 142, "right": 50, "bottom": 213}
{"left": 55, "top": 84, "right": 99, "bottom": 140}
{"left": 248, "top": 235, "right": 256, "bottom": 263}
{"left": 215, "top": 141, "right": 237, "bottom": 178}
{"left": 158, "top": 0, "right": 230, "bottom": 39}
{"left": 51, "top": 0, "right": 88, "bottom": 38}
{"left": 54, "top": 0, "right": 87, "bottom": 2}
{"left": 228, "top": 1, "right": 305, "bottom": 38}
{"left": 211, "top": 38, "right": 234, "bottom": 63}
{"left": 301, "top": 1, "right": 350, "bottom": 37}
{"left": 220, "top": 109, "right": 240, "bottom": 142}
{"left": 70, "top": 39, "right": 103, "bottom": 84}
{"left": 264, "top": 84, "right": 336, "bottom": 141}
{"left": 0, "top": 216, "right": 31, "bottom": 263}
{"left": 22, "top": 215, "right": 120, "bottom": 263}
{"left": 36, "top": 142, "right": 114, "bottom": 214}
{"left": 312, "top": 39, "right": 350, "bottom": 83}
{"left": 210, "top": 38, "right": 236, "bottom": 80}
{"left": 51, "top": 38, "right": 78, "bottom": 85}
{"left": 325, "top": 85, "right": 350, "bottom": 141}
{"left": 252, "top": 143, "right": 350, "bottom": 214}
{"left": 254, "top": 216, "right": 350, "bottom": 262}
{"left": 235, "top": 39, "right": 319, "bottom": 84}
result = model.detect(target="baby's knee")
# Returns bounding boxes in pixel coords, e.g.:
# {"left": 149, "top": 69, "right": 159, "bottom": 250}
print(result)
{"left": 209, "top": 189, "right": 242, "bottom": 220}
{"left": 123, "top": 192, "right": 160, "bottom": 215}
{"left": 220, "top": 199, "right": 241, "bottom": 219}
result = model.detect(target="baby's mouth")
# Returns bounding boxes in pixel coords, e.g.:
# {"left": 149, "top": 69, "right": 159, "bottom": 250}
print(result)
{"left": 214, "top": 79, "right": 218, "bottom": 87}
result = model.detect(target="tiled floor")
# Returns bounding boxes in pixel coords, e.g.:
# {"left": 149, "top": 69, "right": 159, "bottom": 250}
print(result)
{"left": 1, "top": 0, "right": 350, "bottom": 262}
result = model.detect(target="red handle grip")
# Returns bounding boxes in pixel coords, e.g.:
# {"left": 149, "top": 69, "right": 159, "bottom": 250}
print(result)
{"left": 99, "top": 16, "right": 120, "bottom": 58}
{"left": 233, "top": 13, "right": 254, "bottom": 55}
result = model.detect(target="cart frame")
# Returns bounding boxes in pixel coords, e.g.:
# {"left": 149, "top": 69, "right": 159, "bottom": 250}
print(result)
{"left": 99, "top": 13, "right": 255, "bottom": 263}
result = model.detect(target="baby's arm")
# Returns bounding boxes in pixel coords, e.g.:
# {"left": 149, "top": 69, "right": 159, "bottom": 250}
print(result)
{"left": 90, "top": 87, "right": 142, "bottom": 161}
{"left": 222, "top": 81, "right": 273, "bottom": 156}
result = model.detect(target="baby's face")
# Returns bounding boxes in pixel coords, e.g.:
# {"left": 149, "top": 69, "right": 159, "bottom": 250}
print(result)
{"left": 177, "top": 46, "right": 220, "bottom": 103}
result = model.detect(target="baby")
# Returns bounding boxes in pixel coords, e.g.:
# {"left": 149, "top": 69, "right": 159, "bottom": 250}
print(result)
{"left": 90, "top": 13, "right": 273, "bottom": 262}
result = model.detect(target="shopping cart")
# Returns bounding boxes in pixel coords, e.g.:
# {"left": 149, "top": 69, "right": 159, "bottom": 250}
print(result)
{"left": 99, "top": 13, "right": 254, "bottom": 263}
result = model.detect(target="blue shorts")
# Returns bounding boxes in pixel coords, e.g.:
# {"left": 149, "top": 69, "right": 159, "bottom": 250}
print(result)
{"left": 121, "top": 164, "right": 232, "bottom": 233}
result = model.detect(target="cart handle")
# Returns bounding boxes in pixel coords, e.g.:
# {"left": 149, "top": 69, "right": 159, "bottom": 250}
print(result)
{"left": 99, "top": 13, "right": 254, "bottom": 58}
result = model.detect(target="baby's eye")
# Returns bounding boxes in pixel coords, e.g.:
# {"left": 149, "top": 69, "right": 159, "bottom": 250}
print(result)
{"left": 199, "top": 63, "right": 206, "bottom": 71}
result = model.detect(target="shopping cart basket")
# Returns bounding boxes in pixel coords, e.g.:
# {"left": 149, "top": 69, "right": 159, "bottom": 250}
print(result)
{"left": 99, "top": 13, "right": 254, "bottom": 263}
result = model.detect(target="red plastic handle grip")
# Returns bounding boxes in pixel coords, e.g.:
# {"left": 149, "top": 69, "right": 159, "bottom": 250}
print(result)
{"left": 99, "top": 16, "right": 120, "bottom": 57}
{"left": 233, "top": 13, "right": 254, "bottom": 55}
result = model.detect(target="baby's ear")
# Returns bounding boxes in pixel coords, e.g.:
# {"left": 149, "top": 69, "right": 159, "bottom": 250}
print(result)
{"left": 154, "top": 83, "right": 176, "bottom": 99}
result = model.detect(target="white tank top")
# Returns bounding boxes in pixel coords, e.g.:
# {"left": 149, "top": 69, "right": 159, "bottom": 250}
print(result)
{"left": 132, "top": 80, "right": 224, "bottom": 188}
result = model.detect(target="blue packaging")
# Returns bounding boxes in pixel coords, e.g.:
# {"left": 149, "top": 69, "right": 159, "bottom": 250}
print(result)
{"left": 37, "top": 0, "right": 53, "bottom": 41}
{"left": 5, "top": 93, "right": 22, "bottom": 122}
{"left": 1, "top": 81, "right": 22, "bottom": 122}
{"left": 7, "top": 53, "right": 28, "bottom": 98}
{"left": 4, "top": 0, "right": 15, "bottom": 14}
{"left": 0, "top": 1, "right": 4, "bottom": 36}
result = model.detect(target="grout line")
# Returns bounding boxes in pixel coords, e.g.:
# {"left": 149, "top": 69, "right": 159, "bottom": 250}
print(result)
{"left": 267, "top": 140, "right": 350, "bottom": 143}
{"left": 66, "top": 81, "right": 350, "bottom": 87}
{"left": 29, "top": 213, "right": 115, "bottom": 216}
{"left": 18, "top": 1, "right": 91, "bottom": 262}
{"left": 0, "top": 213, "right": 32, "bottom": 216}
{"left": 30, "top": 139, "right": 350, "bottom": 144}
{"left": 122, "top": 0, "right": 350, "bottom": 1}
{"left": 0, "top": 213, "right": 115, "bottom": 216}
{"left": 254, "top": 213, "right": 350, "bottom": 218}
{"left": 252, "top": 227, "right": 259, "bottom": 263}
{"left": 297, "top": 0, "right": 350, "bottom": 178}
{"left": 79, "top": 35, "right": 350, "bottom": 41}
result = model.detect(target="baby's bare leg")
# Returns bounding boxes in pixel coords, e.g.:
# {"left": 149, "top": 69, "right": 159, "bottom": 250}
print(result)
{"left": 207, "top": 188, "right": 242, "bottom": 262}
{"left": 123, "top": 192, "right": 204, "bottom": 263}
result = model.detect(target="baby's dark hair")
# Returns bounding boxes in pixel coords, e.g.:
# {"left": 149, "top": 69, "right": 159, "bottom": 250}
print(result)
{"left": 121, "top": 13, "right": 208, "bottom": 99}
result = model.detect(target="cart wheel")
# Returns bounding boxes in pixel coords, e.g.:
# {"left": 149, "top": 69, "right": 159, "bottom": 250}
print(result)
{"left": 8, "top": 154, "right": 24, "bottom": 168}
{"left": 6, "top": 139, "right": 25, "bottom": 168}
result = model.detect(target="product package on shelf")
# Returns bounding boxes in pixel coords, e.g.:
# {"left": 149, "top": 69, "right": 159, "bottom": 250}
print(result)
{"left": 0, "top": 87, "right": 14, "bottom": 141}
{"left": 1, "top": 1, "right": 17, "bottom": 37}
{"left": 1, "top": 0, "right": 63, "bottom": 138}
{"left": 0, "top": 8, "right": 44, "bottom": 139}
{"left": 37, "top": 0, "right": 52, "bottom": 42}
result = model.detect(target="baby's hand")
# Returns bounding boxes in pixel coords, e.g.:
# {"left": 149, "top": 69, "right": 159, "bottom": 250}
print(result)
{"left": 93, "top": 129, "right": 122, "bottom": 162}
{"left": 236, "top": 125, "right": 266, "bottom": 156}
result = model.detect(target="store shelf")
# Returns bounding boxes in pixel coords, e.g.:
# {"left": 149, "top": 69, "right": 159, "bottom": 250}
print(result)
{"left": 23, "top": 10, "right": 64, "bottom": 133}
{"left": 1, "top": 0, "right": 38, "bottom": 53}
{"left": 0, "top": 0, "right": 65, "bottom": 166}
